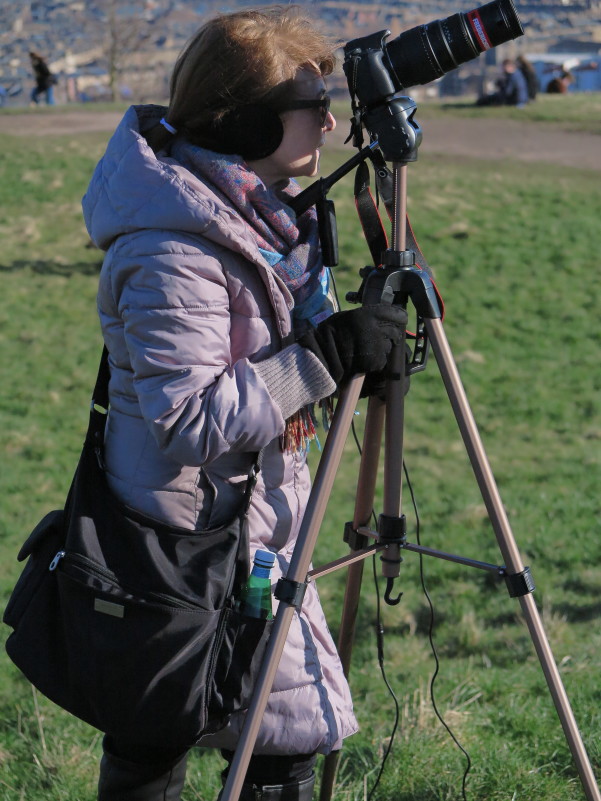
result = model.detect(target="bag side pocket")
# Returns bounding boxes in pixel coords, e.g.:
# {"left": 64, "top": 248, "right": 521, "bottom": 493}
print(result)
{"left": 3, "top": 510, "right": 64, "bottom": 628}
{"left": 208, "top": 610, "right": 274, "bottom": 728}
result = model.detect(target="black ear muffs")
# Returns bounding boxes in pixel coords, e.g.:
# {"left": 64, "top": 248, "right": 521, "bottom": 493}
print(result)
{"left": 210, "top": 104, "right": 284, "bottom": 160}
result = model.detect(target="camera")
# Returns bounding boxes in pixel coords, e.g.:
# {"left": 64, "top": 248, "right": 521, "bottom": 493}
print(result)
{"left": 343, "top": 0, "right": 524, "bottom": 106}
{"left": 342, "top": 0, "right": 523, "bottom": 161}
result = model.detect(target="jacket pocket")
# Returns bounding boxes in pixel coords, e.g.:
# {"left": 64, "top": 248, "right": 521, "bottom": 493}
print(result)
{"left": 195, "top": 467, "right": 216, "bottom": 529}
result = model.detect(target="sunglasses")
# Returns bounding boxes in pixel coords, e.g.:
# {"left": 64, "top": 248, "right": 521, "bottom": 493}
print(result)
{"left": 277, "top": 93, "right": 331, "bottom": 126}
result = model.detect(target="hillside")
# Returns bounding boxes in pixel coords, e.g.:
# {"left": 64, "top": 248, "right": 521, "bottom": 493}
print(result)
{"left": 1, "top": 0, "right": 601, "bottom": 103}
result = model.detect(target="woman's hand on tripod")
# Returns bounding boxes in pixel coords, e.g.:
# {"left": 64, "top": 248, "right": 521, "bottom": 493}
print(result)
{"left": 298, "top": 303, "right": 408, "bottom": 387}
{"left": 359, "top": 342, "right": 412, "bottom": 399}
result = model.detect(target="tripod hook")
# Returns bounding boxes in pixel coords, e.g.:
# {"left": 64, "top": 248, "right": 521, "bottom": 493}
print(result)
{"left": 384, "top": 577, "right": 402, "bottom": 606}
{"left": 378, "top": 513, "right": 406, "bottom": 606}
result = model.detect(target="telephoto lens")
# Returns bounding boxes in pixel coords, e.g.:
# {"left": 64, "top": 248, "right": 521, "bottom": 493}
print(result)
{"left": 384, "top": 0, "right": 523, "bottom": 90}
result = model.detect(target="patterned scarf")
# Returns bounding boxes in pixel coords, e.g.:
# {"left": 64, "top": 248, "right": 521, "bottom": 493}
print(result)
{"left": 171, "top": 141, "right": 334, "bottom": 450}
{"left": 171, "top": 141, "right": 331, "bottom": 329}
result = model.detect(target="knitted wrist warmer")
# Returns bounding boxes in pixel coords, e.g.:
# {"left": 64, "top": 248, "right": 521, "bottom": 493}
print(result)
{"left": 253, "top": 344, "right": 337, "bottom": 421}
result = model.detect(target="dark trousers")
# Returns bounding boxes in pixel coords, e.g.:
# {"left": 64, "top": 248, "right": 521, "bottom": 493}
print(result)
{"left": 221, "top": 748, "right": 317, "bottom": 785}
{"left": 98, "top": 735, "right": 317, "bottom": 801}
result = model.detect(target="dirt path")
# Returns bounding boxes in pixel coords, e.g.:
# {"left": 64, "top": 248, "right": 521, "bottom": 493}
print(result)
{"left": 1, "top": 110, "right": 599, "bottom": 171}
{"left": 332, "top": 116, "right": 600, "bottom": 171}
{"left": 416, "top": 117, "right": 599, "bottom": 170}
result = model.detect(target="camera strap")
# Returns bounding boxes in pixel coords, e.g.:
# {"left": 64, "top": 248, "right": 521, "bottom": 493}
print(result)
{"left": 353, "top": 153, "right": 445, "bottom": 319}
{"left": 354, "top": 158, "right": 388, "bottom": 267}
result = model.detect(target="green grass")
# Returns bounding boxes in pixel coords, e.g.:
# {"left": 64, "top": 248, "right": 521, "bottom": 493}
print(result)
{"left": 0, "top": 101, "right": 131, "bottom": 116}
{"left": 1, "top": 100, "right": 600, "bottom": 800}
{"left": 415, "top": 92, "right": 601, "bottom": 134}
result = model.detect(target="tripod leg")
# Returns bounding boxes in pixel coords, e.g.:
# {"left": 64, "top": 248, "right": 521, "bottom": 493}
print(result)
{"left": 220, "top": 377, "right": 365, "bottom": 801}
{"left": 322, "top": 159, "right": 410, "bottom": 796}
{"left": 426, "top": 316, "right": 601, "bottom": 801}
{"left": 319, "top": 395, "right": 387, "bottom": 801}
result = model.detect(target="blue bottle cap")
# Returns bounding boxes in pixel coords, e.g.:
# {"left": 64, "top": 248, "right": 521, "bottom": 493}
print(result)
{"left": 254, "top": 550, "right": 276, "bottom": 568}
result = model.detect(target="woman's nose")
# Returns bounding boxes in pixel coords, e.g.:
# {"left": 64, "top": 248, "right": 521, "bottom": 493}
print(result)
{"left": 324, "top": 110, "right": 336, "bottom": 132}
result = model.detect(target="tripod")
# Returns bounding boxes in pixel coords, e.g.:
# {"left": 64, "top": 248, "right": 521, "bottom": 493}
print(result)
{"left": 219, "top": 105, "right": 600, "bottom": 801}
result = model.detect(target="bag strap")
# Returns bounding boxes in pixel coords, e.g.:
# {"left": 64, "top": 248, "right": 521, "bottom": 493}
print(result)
{"left": 241, "top": 449, "right": 264, "bottom": 514}
{"left": 87, "top": 346, "right": 110, "bottom": 451}
{"left": 92, "top": 346, "right": 110, "bottom": 411}
{"left": 88, "top": 346, "right": 263, "bottom": 496}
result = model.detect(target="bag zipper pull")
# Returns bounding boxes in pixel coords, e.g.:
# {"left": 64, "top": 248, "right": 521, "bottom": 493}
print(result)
{"left": 49, "top": 550, "right": 66, "bottom": 571}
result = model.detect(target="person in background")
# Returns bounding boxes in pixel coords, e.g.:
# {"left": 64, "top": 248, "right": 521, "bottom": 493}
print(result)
{"left": 477, "top": 58, "right": 529, "bottom": 107}
{"left": 516, "top": 55, "right": 539, "bottom": 102}
{"left": 82, "top": 7, "right": 407, "bottom": 801}
{"left": 29, "top": 51, "right": 56, "bottom": 105}
{"left": 546, "top": 67, "right": 574, "bottom": 94}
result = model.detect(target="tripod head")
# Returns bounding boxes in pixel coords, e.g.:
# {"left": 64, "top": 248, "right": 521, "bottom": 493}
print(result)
{"left": 358, "top": 95, "right": 422, "bottom": 163}
{"left": 346, "top": 87, "right": 423, "bottom": 164}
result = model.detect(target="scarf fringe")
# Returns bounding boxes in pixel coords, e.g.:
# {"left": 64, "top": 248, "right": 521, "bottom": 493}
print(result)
{"left": 283, "top": 397, "right": 335, "bottom": 454}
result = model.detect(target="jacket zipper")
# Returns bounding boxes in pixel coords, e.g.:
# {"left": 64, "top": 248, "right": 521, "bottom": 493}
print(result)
{"left": 207, "top": 601, "right": 232, "bottom": 699}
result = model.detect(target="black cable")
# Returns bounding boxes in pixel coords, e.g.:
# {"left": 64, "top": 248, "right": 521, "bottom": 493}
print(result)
{"left": 349, "top": 418, "right": 400, "bottom": 801}
{"left": 403, "top": 461, "right": 472, "bottom": 801}
{"left": 366, "top": 540, "right": 400, "bottom": 801}
{"left": 350, "top": 408, "right": 472, "bottom": 799}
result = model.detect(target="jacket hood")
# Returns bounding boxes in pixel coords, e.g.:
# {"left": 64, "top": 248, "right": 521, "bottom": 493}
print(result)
{"left": 82, "top": 105, "right": 270, "bottom": 271}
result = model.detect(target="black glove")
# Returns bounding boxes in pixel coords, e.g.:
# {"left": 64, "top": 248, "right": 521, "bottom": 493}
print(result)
{"left": 298, "top": 304, "right": 408, "bottom": 387}
{"left": 359, "top": 342, "right": 412, "bottom": 400}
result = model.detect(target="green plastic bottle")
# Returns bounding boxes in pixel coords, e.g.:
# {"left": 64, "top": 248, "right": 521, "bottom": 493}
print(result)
{"left": 238, "top": 550, "right": 275, "bottom": 620}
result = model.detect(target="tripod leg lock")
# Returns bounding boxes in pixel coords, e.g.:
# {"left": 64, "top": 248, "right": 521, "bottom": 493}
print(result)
{"left": 344, "top": 521, "right": 370, "bottom": 550}
{"left": 275, "top": 577, "right": 308, "bottom": 609}
{"left": 381, "top": 248, "right": 415, "bottom": 267}
{"left": 503, "top": 566, "right": 536, "bottom": 598}
{"left": 377, "top": 513, "right": 407, "bottom": 549}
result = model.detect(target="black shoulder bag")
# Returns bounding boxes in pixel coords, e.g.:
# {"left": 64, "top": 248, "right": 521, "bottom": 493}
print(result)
{"left": 3, "top": 348, "right": 272, "bottom": 752}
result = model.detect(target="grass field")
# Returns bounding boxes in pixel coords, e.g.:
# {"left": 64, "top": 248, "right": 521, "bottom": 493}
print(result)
{"left": 0, "top": 97, "right": 600, "bottom": 800}
{"left": 415, "top": 92, "right": 601, "bottom": 134}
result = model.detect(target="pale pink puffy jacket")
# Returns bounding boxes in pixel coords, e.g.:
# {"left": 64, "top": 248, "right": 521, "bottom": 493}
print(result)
{"left": 82, "top": 105, "right": 358, "bottom": 755}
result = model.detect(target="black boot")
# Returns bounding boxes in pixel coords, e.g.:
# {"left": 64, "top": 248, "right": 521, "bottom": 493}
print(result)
{"left": 98, "top": 741, "right": 188, "bottom": 801}
{"left": 218, "top": 772, "right": 315, "bottom": 801}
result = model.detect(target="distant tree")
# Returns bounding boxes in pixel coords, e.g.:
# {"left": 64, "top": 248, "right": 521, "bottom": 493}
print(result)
{"left": 97, "top": 0, "right": 153, "bottom": 102}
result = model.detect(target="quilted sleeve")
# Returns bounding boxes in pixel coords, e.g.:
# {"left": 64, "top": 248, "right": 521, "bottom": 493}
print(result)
{"left": 106, "top": 234, "right": 286, "bottom": 466}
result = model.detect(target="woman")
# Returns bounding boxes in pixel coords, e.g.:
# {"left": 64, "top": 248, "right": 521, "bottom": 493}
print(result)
{"left": 83, "top": 7, "right": 406, "bottom": 800}
{"left": 516, "top": 55, "right": 539, "bottom": 101}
